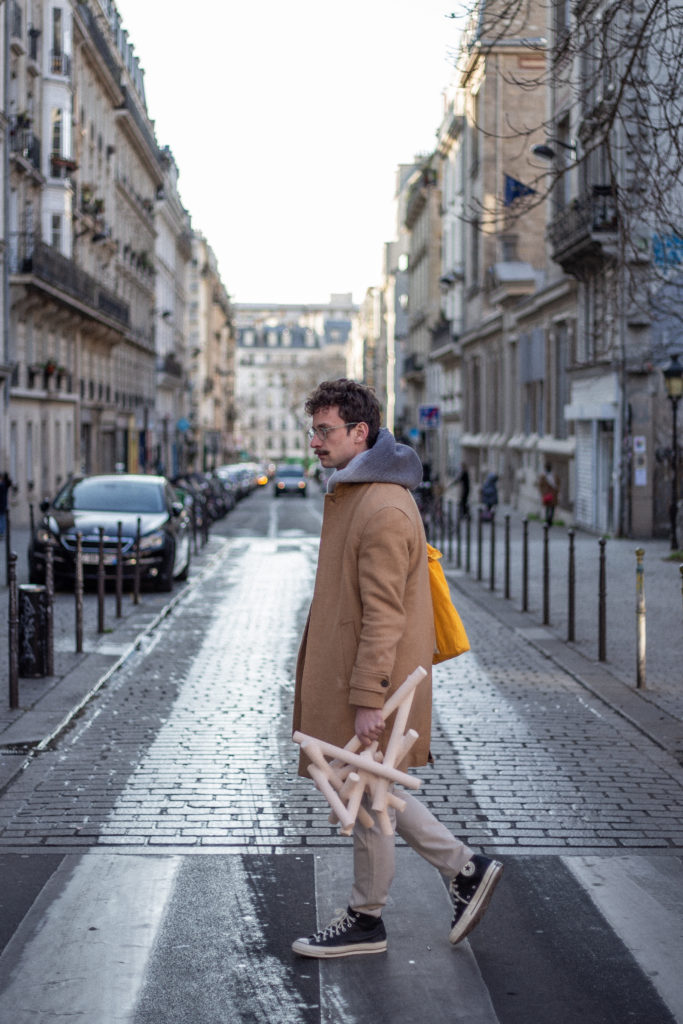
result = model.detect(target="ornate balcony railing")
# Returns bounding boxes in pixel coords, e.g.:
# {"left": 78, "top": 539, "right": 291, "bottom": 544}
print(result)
{"left": 10, "top": 235, "right": 130, "bottom": 329}
{"left": 547, "top": 185, "right": 618, "bottom": 275}
{"left": 9, "top": 123, "right": 41, "bottom": 171}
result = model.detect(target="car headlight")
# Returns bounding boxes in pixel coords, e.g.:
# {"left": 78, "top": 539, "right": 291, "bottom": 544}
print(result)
{"left": 139, "top": 531, "right": 165, "bottom": 551}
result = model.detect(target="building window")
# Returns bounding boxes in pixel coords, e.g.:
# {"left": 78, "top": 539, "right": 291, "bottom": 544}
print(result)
{"left": 51, "top": 108, "right": 63, "bottom": 156}
{"left": 554, "top": 322, "right": 570, "bottom": 439}
{"left": 51, "top": 214, "right": 62, "bottom": 250}
{"left": 470, "top": 217, "right": 480, "bottom": 287}
{"left": 26, "top": 421, "right": 34, "bottom": 489}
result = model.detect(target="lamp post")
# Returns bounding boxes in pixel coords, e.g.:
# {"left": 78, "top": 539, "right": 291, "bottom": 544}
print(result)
{"left": 663, "top": 352, "right": 683, "bottom": 551}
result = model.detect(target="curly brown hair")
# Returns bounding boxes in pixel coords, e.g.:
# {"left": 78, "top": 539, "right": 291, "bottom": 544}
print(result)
{"left": 305, "top": 379, "right": 381, "bottom": 447}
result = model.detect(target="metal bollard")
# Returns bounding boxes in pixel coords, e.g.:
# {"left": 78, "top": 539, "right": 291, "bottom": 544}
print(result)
{"left": 5, "top": 505, "right": 12, "bottom": 587}
{"left": 75, "top": 532, "right": 83, "bottom": 653}
{"left": 635, "top": 548, "right": 646, "bottom": 689}
{"left": 133, "top": 517, "right": 141, "bottom": 604}
{"left": 528, "top": 516, "right": 532, "bottom": 610}
{"left": 45, "top": 539, "right": 55, "bottom": 676}
{"left": 456, "top": 513, "right": 462, "bottom": 570}
{"left": 8, "top": 552, "right": 19, "bottom": 709}
{"left": 598, "top": 537, "right": 607, "bottom": 661}
{"left": 567, "top": 529, "right": 576, "bottom": 643}
{"left": 489, "top": 508, "right": 496, "bottom": 591}
{"left": 542, "top": 522, "right": 550, "bottom": 625}
{"left": 680, "top": 565, "right": 683, "bottom": 615}
{"left": 477, "top": 507, "right": 483, "bottom": 582}
{"left": 504, "top": 513, "right": 511, "bottom": 599}
{"left": 192, "top": 503, "right": 199, "bottom": 556}
{"left": 97, "top": 526, "right": 105, "bottom": 633}
{"left": 115, "top": 521, "right": 123, "bottom": 618}
{"left": 465, "top": 513, "right": 471, "bottom": 574}
{"left": 447, "top": 501, "right": 453, "bottom": 563}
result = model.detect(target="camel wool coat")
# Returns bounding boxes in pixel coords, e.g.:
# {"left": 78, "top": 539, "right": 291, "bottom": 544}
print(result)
{"left": 293, "top": 448, "right": 434, "bottom": 776}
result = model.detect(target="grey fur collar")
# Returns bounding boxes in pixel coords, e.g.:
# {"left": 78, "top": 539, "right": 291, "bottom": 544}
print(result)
{"left": 326, "top": 427, "right": 423, "bottom": 493}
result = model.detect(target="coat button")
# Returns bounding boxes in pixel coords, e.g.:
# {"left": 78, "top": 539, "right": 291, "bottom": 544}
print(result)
{"left": 380, "top": 679, "right": 389, "bottom": 688}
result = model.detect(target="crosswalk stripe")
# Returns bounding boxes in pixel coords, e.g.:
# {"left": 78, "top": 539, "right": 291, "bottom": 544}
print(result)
{"left": 564, "top": 854, "right": 683, "bottom": 1021}
{"left": 0, "top": 853, "right": 180, "bottom": 1023}
{"left": 314, "top": 848, "right": 501, "bottom": 1023}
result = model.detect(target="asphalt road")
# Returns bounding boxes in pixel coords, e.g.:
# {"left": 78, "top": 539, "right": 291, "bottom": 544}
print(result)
{"left": 0, "top": 482, "right": 682, "bottom": 1023}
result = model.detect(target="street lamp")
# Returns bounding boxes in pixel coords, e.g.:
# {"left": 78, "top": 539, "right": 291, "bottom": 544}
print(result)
{"left": 531, "top": 139, "right": 578, "bottom": 161}
{"left": 662, "top": 352, "right": 683, "bottom": 550}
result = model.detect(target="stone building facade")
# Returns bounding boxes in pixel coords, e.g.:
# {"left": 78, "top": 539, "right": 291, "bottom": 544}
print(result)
{"left": 1, "top": 0, "right": 233, "bottom": 524}
{"left": 234, "top": 296, "right": 356, "bottom": 464}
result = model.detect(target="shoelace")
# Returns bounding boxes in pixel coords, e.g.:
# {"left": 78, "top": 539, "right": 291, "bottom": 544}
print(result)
{"left": 313, "top": 909, "right": 354, "bottom": 941}
{"left": 450, "top": 878, "right": 475, "bottom": 906}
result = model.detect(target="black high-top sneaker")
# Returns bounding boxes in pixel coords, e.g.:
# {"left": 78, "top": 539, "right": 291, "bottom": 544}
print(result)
{"left": 292, "top": 906, "right": 387, "bottom": 958}
{"left": 449, "top": 854, "right": 503, "bottom": 945}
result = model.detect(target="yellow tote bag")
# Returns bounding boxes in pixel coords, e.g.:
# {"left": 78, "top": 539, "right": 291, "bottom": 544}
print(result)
{"left": 426, "top": 544, "right": 470, "bottom": 663}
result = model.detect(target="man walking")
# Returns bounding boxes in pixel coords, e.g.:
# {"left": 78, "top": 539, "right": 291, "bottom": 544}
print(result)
{"left": 292, "top": 379, "right": 502, "bottom": 958}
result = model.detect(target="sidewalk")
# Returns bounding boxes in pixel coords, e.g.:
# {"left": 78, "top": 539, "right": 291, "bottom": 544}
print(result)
{"left": 0, "top": 526, "right": 228, "bottom": 790}
{"left": 440, "top": 503, "right": 683, "bottom": 758}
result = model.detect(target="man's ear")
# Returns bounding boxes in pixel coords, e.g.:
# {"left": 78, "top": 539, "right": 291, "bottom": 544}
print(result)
{"left": 355, "top": 421, "right": 370, "bottom": 444}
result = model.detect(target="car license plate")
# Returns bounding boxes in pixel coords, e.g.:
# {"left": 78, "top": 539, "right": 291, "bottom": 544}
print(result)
{"left": 81, "top": 552, "right": 117, "bottom": 565}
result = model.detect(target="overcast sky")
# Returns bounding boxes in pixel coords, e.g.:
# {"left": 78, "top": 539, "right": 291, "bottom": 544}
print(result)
{"left": 113, "top": 1, "right": 460, "bottom": 305}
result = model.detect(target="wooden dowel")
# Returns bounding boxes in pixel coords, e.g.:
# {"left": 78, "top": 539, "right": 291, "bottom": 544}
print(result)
{"left": 294, "top": 732, "right": 421, "bottom": 789}
{"left": 308, "top": 765, "right": 355, "bottom": 829}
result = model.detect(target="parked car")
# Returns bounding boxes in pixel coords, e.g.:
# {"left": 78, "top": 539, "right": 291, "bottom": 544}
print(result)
{"left": 28, "top": 474, "right": 191, "bottom": 592}
{"left": 273, "top": 463, "right": 307, "bottom": 497}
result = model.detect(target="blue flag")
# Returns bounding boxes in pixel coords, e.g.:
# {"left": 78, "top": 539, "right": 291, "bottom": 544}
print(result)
{"left": 504, "top": 174, "right": 537, "bottom": 206}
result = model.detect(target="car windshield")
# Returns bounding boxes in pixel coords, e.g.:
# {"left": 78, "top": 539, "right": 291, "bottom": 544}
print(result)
{"left": 54, "top": 479, "right": 166, "bottom": 513}
{"left": 277, "top": 466, "right": 304, "bottom": 477}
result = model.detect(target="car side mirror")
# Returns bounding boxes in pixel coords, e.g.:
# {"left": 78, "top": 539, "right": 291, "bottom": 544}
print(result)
{"left": 171, "top": 501, "right": 183, "bottom": 517}
{"left": 40, "top": 499, "right": 50, "bottom": 513}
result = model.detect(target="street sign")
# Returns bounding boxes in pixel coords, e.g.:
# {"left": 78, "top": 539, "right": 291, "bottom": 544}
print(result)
{"left": 419, "top": 405, "right": 440, "bottom": 429}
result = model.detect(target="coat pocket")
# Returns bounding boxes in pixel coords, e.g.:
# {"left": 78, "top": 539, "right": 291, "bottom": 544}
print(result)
{"left": 340, "top": 619, "right": 358, "bottom": 681}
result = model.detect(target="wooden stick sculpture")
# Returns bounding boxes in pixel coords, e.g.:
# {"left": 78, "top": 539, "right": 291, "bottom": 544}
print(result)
{"left": 293, "top": 666, "right": 427, "bottom": 836}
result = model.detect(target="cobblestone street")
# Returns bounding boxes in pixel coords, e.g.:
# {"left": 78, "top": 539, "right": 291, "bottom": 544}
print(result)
{"left": 1, "top": 521, "right": 681, "bottom": 856}
{"left": 1, "top": 488, "right": 682, "bottom": 1023}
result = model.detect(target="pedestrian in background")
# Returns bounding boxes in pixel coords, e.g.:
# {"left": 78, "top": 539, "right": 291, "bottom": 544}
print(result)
{"left": 292, "top": 378, "right": 502, "bottom": 958}
{"left": 0, "top": 472, "right": 12, "bottom": 537}
{"left": 538, "top": 463, "right": 559, "bottom": 525}
{"left": 479, "top": 470, "right": 498, "bottom": 521}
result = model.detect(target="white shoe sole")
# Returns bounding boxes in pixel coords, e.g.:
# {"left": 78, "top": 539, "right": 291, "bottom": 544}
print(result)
{"left": 292, "top": 938, "right": 388, "bottom": 958}
{"left": 449, "top": 861, "right": 503, "bottom": 945}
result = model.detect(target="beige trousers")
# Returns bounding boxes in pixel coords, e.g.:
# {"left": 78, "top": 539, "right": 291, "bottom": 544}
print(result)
{"left": 350, "top": 792, "right": 474, "bottom": 916}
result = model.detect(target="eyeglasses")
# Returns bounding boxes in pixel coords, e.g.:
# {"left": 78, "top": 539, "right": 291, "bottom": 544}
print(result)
{"left": 307, "top": 422, "right": 361, "bottom": 441}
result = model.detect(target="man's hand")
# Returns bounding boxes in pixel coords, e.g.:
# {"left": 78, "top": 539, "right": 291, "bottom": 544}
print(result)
{"left": 354, "top": 707, "right": 385, "bottom": 748}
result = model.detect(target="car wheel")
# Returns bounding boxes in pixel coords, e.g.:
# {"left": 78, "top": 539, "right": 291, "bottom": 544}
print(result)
{"left": 156, "top": 547, "right": 175, "bottom": 592}
{"left": 156, "top": 569, "right": 174, "bottom": 592}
